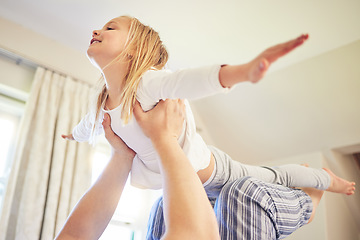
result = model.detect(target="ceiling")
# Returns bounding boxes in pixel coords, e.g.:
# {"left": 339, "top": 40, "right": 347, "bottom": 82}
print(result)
{"left": 1, "top": 0, "right": 360, "bottom": 163}
{"left": 1, "top": 0, "right": 359, "bottom": 71}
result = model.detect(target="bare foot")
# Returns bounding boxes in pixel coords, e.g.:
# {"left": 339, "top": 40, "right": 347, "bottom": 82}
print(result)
{"left": 323, "top": 168, "right": 356, "bottom": 195}
{"left": 301, "top": 163, "right": 309, "bottom": 167}
{"left": 301, "top": 187, "right": 324, "bottom": 224}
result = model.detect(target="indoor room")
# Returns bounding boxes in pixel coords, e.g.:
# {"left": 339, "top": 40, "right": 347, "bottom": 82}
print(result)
{"left": 0, "top": 1, "right": 359, "bottom": 239}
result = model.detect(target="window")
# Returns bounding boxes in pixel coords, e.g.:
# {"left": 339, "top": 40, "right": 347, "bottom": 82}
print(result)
{"left": 0, "top": 109, "right": 22, "bottom": 213}
{"left": 0, "top": 89, "right": 31, "bottom": 215}
{"left": 0, "top": 50, "right": 35, "bottom": 215}
{"left": 0, "top": 49, "right": 162, "bottom": 238}
{"left": 91, "top": 136, "right": 162, "bottom": 240}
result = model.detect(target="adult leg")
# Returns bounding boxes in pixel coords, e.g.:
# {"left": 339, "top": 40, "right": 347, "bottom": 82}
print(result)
{"left": 215, "top": 177, "right": 315, "bottom": 240}
{"left": 146, "top": 196, "right": 218, "bottom": 240}
{"left": 147, "top": 178, "right": 319, "bottom": 240}
{"left": 146, "top": 197, "right": 166, "bottom": 240}
{"left": 300, "top": 187, "right": 324, "bottom": 224}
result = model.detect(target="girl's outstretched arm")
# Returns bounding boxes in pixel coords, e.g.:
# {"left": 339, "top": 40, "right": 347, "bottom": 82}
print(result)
{"left": 219, "top": 34, "right": 309, "bottom": 88}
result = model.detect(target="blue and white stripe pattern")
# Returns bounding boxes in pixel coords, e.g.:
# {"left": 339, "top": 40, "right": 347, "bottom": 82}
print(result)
{"left": 146, "top": 197, "right": 166, "bottom": 240}
{"left": 146, "top": 177, "right": 312, "bottom": 240}
{"left": 215, "top": 177, "right": 313, "bottom": 240}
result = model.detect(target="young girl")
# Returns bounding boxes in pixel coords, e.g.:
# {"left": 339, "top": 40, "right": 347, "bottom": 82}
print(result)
{"left": 62, "top": 15, "right": 355, "bottom": 197}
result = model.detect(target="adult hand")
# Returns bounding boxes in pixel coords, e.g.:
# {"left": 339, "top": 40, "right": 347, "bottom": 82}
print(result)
{"left": 133, "top": 99, "right": 185, "bottom": 141}
{"left": 102, "top": 113, "right": 135, "bottom": 158}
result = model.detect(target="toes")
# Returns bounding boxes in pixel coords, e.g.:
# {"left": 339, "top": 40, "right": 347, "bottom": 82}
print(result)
{"left": 347, "top": 186, "right": 355, "bottom": 195}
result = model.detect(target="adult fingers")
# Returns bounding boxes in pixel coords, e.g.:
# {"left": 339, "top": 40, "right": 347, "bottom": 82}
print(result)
{"left": 133, "top": 101, "right": 146, "bottom": 122}
{"left": 102, "top": 113, "right": 115, "bottom": 140}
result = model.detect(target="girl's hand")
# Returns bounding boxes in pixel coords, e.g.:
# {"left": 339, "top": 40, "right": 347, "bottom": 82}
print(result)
{"left": 219, "top": 34, "right": 309, "bottom": 87}
{"left": 248, "top": 34, "right": 309, "bottom": 83}
{"left": 102, "top": 113, "right": 135, "bottom": 159}
{"left": 61, "top": 134, "right": 75, "bottom": 140}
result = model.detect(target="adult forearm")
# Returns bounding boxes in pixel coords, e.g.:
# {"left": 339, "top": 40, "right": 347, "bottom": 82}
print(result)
{"left": 55, "top": 153, "right": 132, "bottom": 240}
{"left": 152, "top": 137, "right": 219, "bottom": 239}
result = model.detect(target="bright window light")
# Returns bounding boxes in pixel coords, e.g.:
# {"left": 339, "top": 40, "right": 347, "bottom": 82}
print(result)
{"left": 0, "top": 117, "right": 15, "bottom": 176}
{"left": 91, "top": 150, "right": 109, "bottom": 183}
{"left": 0, "top": 112, "right": 21, "bottom": 216}
{"left": 99, "top": 224, "right": 134, "bottom": 240}
{"left": 91, "top": 149, "right": 147, "bottom": 224}
{"left": 91, "top": 143, "right": 162, "bottom": 240}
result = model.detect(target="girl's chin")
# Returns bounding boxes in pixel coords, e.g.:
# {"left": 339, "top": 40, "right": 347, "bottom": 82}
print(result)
{"left": 86, "top": 55, "right": 102, "bottom": 70}
{"left": 86, "top": 48, "right": 94, "bottom": 58}
{"left": 86, "top": 47, "right": 100, "bottom": 59}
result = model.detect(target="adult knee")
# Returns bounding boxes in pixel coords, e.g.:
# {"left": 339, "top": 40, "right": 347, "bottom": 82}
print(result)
{"left": 217, "top": 177, "right": 259, "bottom": 201}
{"left": 146, "top": 196, "right": 165, "bottom": 240}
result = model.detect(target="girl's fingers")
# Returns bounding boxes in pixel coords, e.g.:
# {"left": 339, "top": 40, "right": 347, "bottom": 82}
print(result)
{"left": 61, "top": 134, "right": 74, "bottom": 140}
{"left": 266, "top": 34, "right": 309, "bottom": 62}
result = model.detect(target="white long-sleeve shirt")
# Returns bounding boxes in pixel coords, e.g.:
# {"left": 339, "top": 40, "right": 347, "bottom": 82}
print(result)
{"left": 73, "top": 64, "right": 229, "bottom": 189}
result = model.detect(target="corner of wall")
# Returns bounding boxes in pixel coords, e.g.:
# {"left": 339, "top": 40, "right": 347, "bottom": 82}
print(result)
{"left": 322, "top": 144, "right": 360, "bottom": 240}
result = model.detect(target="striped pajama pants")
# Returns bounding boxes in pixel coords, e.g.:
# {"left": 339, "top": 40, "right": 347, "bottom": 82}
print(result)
{"left": 146, "top": 177, "right": 313, "bottom": 240}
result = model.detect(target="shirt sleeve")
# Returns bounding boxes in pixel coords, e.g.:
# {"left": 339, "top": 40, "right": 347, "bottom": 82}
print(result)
{"left": 136, "top": 65, "right": 231, "bottom": 109}
{"left": 72, "top": 112, "right": 103, "bottom": 142}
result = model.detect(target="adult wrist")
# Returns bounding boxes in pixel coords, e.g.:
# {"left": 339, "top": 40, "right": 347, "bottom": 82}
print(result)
{"left": 110, "top": 148, "right": 135, "bottom": 164}
{"left": 151, "top": 133, "right": 178, "bottom": 150}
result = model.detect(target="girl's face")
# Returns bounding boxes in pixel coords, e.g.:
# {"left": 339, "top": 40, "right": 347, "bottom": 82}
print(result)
{"left": 87, "top": 17, "right": 131, "bottom": 69}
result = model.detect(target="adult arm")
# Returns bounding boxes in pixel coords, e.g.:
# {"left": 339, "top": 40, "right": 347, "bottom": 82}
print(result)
{"left": 55, "top": 114, "right": 135, "bottom": 240}
{"left": 134, "top": 100, "right": 220, "bottom": 240}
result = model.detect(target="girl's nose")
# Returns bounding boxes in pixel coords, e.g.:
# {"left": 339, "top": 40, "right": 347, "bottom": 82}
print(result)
{"left": 92, "top": 30, "right": 100, "bottom": 37}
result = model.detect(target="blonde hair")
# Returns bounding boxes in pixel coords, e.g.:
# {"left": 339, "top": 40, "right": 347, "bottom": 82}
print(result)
{"left": 90, "top": 16, "right": 169, "bottom": 143}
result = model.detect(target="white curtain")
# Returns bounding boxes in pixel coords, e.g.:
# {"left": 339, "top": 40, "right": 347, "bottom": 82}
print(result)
{"left": 0, "top": 67, "right": 95, "bottom": 240}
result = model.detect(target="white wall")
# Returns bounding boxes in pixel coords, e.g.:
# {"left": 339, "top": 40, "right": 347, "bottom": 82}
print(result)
{"left": 265, "top": 150, "right": 360, "bottom": 240}
{"left": 191, "top": 40, "right": 360, "bottom": 164}
{"left": 0, "top": 17, "right": 99, "bottom": 85}
{"left": 265, "top": 153, "right": 327, "bottom": 239}
{"left": 324, "top": 148, "right": 360, "bottom": 239}
{"left": 261, "top": 43, "right": 360, "bottom": 239}
{"left": 0, "top": 54, "right": 35, "bottom": 115}
{"left": 0, "top": 55, "right": 34, "bottom": 93}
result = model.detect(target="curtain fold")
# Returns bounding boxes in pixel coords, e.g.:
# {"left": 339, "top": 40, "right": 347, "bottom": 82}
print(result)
{"left": 0, "top": 67, "right": 95, "bottom": 240}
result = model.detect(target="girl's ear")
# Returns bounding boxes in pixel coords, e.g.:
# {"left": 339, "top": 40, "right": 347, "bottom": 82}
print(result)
{"left": 126, "top": 45, "right": 136, "bottom": 58}
{"left": 126, "top": 53, "right": 133, "bottom": 60}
